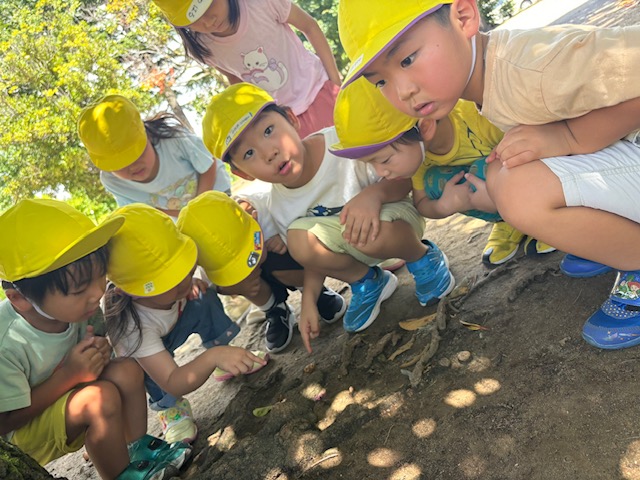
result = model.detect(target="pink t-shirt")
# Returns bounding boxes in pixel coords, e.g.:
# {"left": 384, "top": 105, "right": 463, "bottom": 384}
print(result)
{"left": 199, "top": 0, "right": 328, "bottom": 115}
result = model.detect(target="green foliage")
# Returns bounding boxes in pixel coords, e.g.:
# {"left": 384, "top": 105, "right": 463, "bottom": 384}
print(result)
{"left": 479, "top": 0, "right": 516, "bottom": 28}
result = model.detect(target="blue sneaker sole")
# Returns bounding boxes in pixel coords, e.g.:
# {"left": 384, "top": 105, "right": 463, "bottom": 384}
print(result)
{"left": 582, "top": 330, "right": 640, "bottom": 350}
{"left": 347, "top": 273, "right": 398, "bottom": 333}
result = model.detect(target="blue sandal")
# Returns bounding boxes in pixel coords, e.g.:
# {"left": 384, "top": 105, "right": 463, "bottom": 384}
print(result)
{"left": 582, "top": 271, "right": 640, "bottom": 349}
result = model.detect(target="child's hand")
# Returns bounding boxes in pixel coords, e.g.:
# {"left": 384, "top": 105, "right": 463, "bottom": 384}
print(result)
{"left": 340, "top": 192, "right": 382, "bottom": 247}
{"left": 84, "top": 325, "right": 112, "bottom": 366}
{"left": 188, "top": 277, "right": 208, "bottom": 300}
{"left": 238, "top": 200, "right": 258, "bottom": 220}
{"left": 436, "top": 171, "right": 473, "bottom": 215}
{"left": 212, "top": 346, "right": 266, "bottom": 377}
{"left": 299, "top": 303, "right": 320, "bottom": 354}
{"left": 464, "top": 174, "right": 499, "bottom": 213}
{"left": 63, "top": 336, "right": 108, "bottom": 384}
{"left": 488, "top": 123, "right": 572, "bottom": 168}
{"left": 265, "top": 235, "right": 288, "bottom": 255}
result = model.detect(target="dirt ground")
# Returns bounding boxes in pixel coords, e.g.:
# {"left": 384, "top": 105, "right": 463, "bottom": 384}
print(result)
{"left": 46, "top": 1, "right": 640, "bottom": 479}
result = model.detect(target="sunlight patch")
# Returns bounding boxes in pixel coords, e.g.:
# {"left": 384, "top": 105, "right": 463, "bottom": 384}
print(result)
{"left": 474, "top": 378, "right": 501, "bottom": 395}
{"left": 620, "top": 440, "right": 640, "bottom": 479}
{"left": 368, "top": 447, "right": 401, "bottom": 467}
{"left": 412, "top": 418, "right": 437, "bottom": 439}
{"left": 459, "top": 454, "right": 487, "bottom": 478}
{"left": 444, "top": 389, "right": 477, "bottom": 408}
{"left": 390, "top": 463, "right": 422, "bottom": 480}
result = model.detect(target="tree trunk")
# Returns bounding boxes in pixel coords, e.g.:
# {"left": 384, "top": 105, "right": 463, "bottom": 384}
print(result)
{"left": 164, "top": 86, "right": 194, "bottom": 133}
{"left": 0, "top": 438, "right": 65, "bottom": 479}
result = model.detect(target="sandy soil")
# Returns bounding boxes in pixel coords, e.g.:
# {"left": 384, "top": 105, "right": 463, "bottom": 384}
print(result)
{"left": 47, "top": 1, "right": 640, "bottom": 479}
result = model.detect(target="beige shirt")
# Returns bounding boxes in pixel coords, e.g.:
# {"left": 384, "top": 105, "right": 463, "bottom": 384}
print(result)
{"left": 482, "top": 24, "right": 640, "bottom": 132}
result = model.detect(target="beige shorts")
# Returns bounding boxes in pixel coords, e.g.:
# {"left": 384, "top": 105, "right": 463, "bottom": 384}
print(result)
{"left": 288, "top": 199, "right": 425, "bottom": 266}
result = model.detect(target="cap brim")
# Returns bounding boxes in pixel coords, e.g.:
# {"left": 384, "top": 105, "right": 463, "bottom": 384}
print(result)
{"left": 168, "top": 0, "right": 214, "bottom": 27}
{"left": 41, "top": 215, "right": 125, "bottom": 276}
{"left": 330, "top": 130, "right": 408, "bottom": 159}
{"left": 342, "top": 5, "right": 443, "bottom": 88}
{"left": 221, "top": 102, "right": 275, "bottom": 161}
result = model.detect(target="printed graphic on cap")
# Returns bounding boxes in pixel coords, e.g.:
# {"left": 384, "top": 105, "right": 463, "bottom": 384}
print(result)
{"left": 346, "top": 55, "right": 364, "bottom": 79}
{"left": 187, "top": 0, "right": 209, "bottom": 22}
{"left": 226, "top": 112, "right": 254, "bottom": 147}
{"left": 247, "top": 251, "right": 259, "bottom": 268}
{"left": 253, "top": 231, "right": 263, "bottom": 251}
{"left": 144, "top": 281, "right": 155, "bottom": 294}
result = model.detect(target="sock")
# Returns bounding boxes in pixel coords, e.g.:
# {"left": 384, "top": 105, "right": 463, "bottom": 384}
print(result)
{"left": 257, "top": 294, "right": 276, "bottom": 312}
{"left": 353, "top": 268, "right": 376, "bottom": 285}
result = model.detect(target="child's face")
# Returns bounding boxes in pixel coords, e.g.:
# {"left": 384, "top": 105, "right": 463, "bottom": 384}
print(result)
{"left": 39, "top": 272, "right": 107, "bottom": 324}
{"left": 362, "top": 142, "right": 424, "bottom": 181}
{"left": 228, "top": 111, "right": 306, "bottom": 187}
{"left": 135, "top": 264, "right": 197, "bottom": 310}
{"left": 362, "top": 12, "right": 475, "bottom": 121}
{"left": 112, "top": 140, "right": 159, "bottom": 183}
{"left": 188, "top": 0, "right": 234, "bottom": 36}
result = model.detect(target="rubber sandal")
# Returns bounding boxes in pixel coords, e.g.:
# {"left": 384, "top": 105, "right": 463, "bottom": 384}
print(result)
{"left": 212, "top": 350, "right": 269, "bottom": 382}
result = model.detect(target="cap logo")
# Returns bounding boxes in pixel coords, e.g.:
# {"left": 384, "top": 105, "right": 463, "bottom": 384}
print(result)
{"left": 253, "top": 231, "right": 262, "bottom": 251}
{"left": 247, "top": 251, "right": 259, "bottom": 268}
{"left": 346, "top": 55, "right": 364, "bottom": 79}
{"left": 144, "top": 281, "right": 155, "bottom": 294}
{"left": 186, "top": 0, "right": 209, "bottom": 22}
{"left": 225, "top": 112, "right": 254, "bottom": 147}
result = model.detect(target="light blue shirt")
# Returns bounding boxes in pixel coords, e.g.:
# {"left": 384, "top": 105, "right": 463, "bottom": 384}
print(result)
{"left": 101, "top": 134, "right": 232, "bottom": 213}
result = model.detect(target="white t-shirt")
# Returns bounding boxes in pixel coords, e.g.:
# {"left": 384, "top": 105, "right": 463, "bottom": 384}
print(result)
{"left": 198, "top": 0, "right": 328, "bottom": 115}
{"left": 113, "top": 299, "right": 186, "bottom": 359}
{"left": 101, "top": 134, "right": 231, "bottom": 213}
{"left": 239, "top": 127, "right": 379, "bottom": 243}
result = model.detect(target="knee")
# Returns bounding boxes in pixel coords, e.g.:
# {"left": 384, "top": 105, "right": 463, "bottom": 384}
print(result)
{"left": 77, "top": 381, "right": 123, "bottom": 418}
{"left": 489, "top": 167, "right": 536, "bottom": 231}
{"left": 286, "top": 230, "right": 314, "bottom": 265}
{"left": 102, "top": 357, "right": 144, "bottom": 393}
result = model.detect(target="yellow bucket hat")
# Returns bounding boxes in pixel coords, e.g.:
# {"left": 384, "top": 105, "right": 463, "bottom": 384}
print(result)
{"left": 177, "top": 192, "right": 263, "bottom": 287}
{"left": 331, "top": 78, "right": 418, "bottom": 159}
{"left": 151, "top": 0, "right": 213, "bottom": 27}
{"left": 0, "top": 199, "right": 124, "bottom": 282}
{"left": 202, "top": 83, "right": 275, "bottom": 161}
{"left": 106, "top": 204, "right": 198, "bottom": 297}
{"left": 77, "top": 94, "right": 147, "bottom": 172}
{"left": 339, "top": 0, "right": 453, "bottom": 87}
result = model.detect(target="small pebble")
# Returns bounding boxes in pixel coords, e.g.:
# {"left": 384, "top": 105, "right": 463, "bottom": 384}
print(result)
{"left": 303, "top": 362, "right": 316, "bottom": 374}
{"left": 457, "top": 351, "right": 472, "bottom": 363}
{"left": 439, "top": 358, "right": 451, "bottom": 368}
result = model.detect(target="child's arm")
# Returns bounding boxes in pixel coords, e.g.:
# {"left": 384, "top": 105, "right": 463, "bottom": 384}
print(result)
{"left": 287, "top": 4, "right": 341, "bottom": 85}
{"left": 491, "top": 97, "right": 640, "bottom": 167}
{"left": 298, "top": 269, "right": 325, "bottom": 354}
{"left": 196, "top": 162, "right": 217, "bottom": 196}
{"left": 217, "top": 67, "right": 243, "bottom": 86}
{"left": 341, "top": 178, "right": 412, "bottom": 247}
{"left": 137, "top": 347, "right": 266, "bottom": 397}
{"left": 0, "top": 335, "right": 107, "bottom": 435}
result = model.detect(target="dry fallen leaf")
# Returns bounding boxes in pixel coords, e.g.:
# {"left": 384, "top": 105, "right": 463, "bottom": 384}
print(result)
{"left": 399, "top": 313, "right": 437, "bottom": 331}
{"left": 459, "top": 320, "right": 490, "bottom": 331}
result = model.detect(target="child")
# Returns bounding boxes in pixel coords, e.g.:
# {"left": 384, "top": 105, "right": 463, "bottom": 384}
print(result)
{"left": 103, "top": 203, "right": 268, "bottom": 445}
{"left": 177, "top": 191, "right": 347, "bottom": 354}
{"left": 78, "top": 94, "right": 231, "bottom": 218}
{"left": 332, "top": 77, "right": 555, "bottom": 266}
{"left": 337, "top": 0, "right": 640, "bottom": 349}
{"left": 151, "top": 0, "right": 341, "bottom": 138}
{"left": 0, "top": 199, "right": 191, "bottom": 480}
{"left": 201, "top": 82, "right": 455, "bottom": 353}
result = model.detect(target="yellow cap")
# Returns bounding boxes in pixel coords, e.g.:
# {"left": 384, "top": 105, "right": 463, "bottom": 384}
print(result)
{"left": 0, "top": 199, "right": 124, "bottom": 282}
{"left": 151, "top": 0, "right": 213, "bottom": 27}
{"left": 107, "top": 204, "right": 197, "bottom": 296}
{"left": 177, "top": 192, "right": 263, "bottom": 287}
{"left": 77, "top": 95, "right": 147, "bottom": 172}
{"left": 339, "top": 0, "right": 453, "bottom": 87}
{"left": 202, "top": 83, "right": 275, "bottom": 161}
{"left": 331, "top": 78, "right": 418, "bottom": 158}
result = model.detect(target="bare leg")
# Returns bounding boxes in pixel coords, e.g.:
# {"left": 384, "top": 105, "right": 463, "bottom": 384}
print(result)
{"left": 356, "top": 220, "right": 427, "bottom": 263}
{"left": 488, "top": 160, "right": 640, "bottom": 271}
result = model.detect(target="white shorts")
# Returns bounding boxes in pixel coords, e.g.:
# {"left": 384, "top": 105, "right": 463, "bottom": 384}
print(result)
{"left": 541, "top": 139, "right": 640, "bottom": 224}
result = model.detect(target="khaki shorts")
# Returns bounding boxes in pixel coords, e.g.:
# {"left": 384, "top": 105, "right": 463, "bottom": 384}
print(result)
{"left": 288, "top": 199, "right": 425, "bottom": 266}
{"left": 10, "top": 390, "right": 85, "bottom": 465}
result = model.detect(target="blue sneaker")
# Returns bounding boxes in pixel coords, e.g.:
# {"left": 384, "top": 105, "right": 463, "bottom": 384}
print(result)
{"left": 344, "top": 267, "right": 398, "bottom": 332}
{"left": 406, "top": 240, "right": 456, "bottom": 306}
{"left": 560, "top": 254, "right": 612, "bottom": 278}
{"left": 583, "top": 271, "right": 640, "bottom": 349}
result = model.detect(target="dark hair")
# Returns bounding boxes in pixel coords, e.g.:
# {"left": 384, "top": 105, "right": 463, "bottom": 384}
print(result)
{"left": 394, "top": 125, "right": 422, "bottom": 146}
{"left": 7, "top": 246, "right": 109, "bottom": 304}
{"left": 175, "top": 0, "right": 241, "bottom": 64}
{"left": 103, "top": 283, "right": 143, "bottom": 356}
{"left": 222, "top": 103, "right": 293, "bottom": 164}
{"left": 143, "top": 112, "right": 189, "bottom": 146}
{"left": 431, "top": 4, "right": 451, "bottom": 25}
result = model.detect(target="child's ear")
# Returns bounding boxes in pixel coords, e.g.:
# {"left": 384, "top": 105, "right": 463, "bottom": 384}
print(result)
{"left": 230, "top": 164, "right": 256, "bottom": 181}
{"left": 5, "top": 289, "right": 34, "bottom": 313}
{"left": 451, "top": 0, "right": 480, "bottom": 39}
{"left": 284, "top": 107, "right": 301, "bottom": 131}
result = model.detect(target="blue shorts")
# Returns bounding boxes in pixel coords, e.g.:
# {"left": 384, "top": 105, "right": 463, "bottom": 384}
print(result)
{"left": 145, "top": 290, "right": 240, "bottom": 409}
